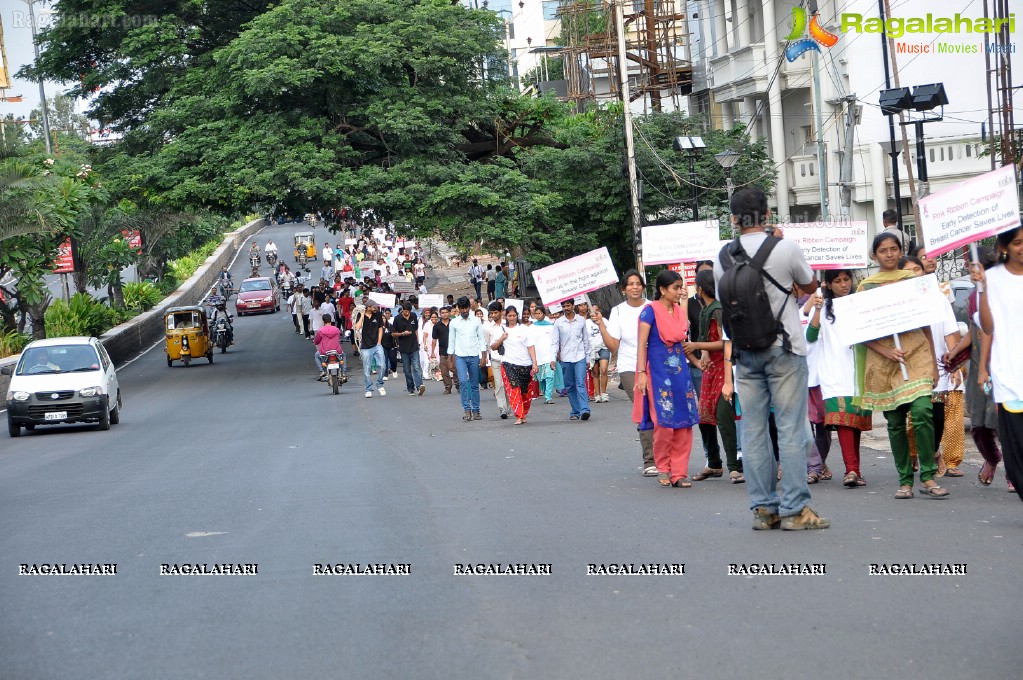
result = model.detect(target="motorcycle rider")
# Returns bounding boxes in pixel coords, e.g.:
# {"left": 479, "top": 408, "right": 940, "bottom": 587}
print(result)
{"left": 248, "top": 241, "right": 261, "bottom": 267}
{"left": 218, "top": 267, "right": 234, "bottom": 296}
{"left": 313, "top": 314, "right": 343, "bottom": 381}
{"left": 265, "top": 240, "right": 278, "bottom": 262}
{"left": 211, "top": 299, "right": 234, "bottom": 346}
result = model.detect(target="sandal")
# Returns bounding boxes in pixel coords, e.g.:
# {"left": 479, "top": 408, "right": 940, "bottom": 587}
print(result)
{"left": 944, "top": 467, "right": 964, "bottom": 477}
{"left": 935, "top": 456, "right": 947, "bottom": 478}
{"left": 807, "top": 471, "right": 821, "bottom": 484}
{"left": 894, "top": 486, "right": 914, "bottom": 499}
{"left": 978, "top": 462, "right": 996, "bottom": 486}
{"left": 658, "top": 472, "right": 671, "bottom": 487}
{"left": 820, "top": 465, "right": 832, "bottom": 481}
{"left": 514, "top": 418, "right": 523, "bottom": 425}
{"left": 693, "top": 467, "right": 723, "bottom": 481}
{"left": 672, "top": 478, "right": 692, "bottom": 488}
{"left": 729, "top": 471, "right": 745, "bottom": 484}
{"left": 842, "top": 471, "right": 866, "bottom": 487}
{"left": 919, "top": 483, "right": 950, "bottom": 499}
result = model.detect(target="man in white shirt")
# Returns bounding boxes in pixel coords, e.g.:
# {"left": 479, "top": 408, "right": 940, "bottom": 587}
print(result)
{"left": 483, "top": 301, "right": 510, "bottom": 419}
{"left": 321, "top": 243, "right": 333, "bottom": 266}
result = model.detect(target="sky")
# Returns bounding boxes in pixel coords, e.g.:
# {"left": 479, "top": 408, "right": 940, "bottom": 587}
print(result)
{"left": 1, "top": 2, "right": 75, "bottom": 122}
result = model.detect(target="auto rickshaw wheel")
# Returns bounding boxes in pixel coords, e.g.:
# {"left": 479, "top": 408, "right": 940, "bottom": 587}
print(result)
{"left": 182, "top": 354, "right": 190, "bottom": 367}
{"left": 166, "top": 355, "right": 173, "bottom": 367}
{"left": 208, "top": 350, "right": 214, "bottom": 364}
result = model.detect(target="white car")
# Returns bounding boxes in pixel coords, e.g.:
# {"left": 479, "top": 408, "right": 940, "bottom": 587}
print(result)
{"left": 3, "top": 337, "right": 121, "bottom": 437}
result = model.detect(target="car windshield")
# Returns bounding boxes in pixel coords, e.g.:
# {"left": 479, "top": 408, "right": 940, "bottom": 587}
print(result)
{"left": 17, "top": 345, "right": 100, "bottom": 375}
{"left": 240, "top": 280, "right": 271, "bottom": 293}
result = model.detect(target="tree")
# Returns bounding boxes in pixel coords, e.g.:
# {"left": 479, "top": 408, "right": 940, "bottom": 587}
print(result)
{"left": 30, "top": 93, "right": 91, "bottom": 141}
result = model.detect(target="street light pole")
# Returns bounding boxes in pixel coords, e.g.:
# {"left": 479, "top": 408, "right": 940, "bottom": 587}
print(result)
{"left": 613, "top": 0, "right": 644, "bottom": 276}
{"left": 27, "top": 0, "right": 52, "bottom": 155}
{"left": 675, "top": 135, "right": 706, "bottom": 220}
{"left": 714, "top": 150, "right": 741, "bottom": 200}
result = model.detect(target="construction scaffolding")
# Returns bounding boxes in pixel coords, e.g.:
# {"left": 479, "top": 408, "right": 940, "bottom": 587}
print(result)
{"left": 558, "top": 0, "right": 693, "bottom": 112}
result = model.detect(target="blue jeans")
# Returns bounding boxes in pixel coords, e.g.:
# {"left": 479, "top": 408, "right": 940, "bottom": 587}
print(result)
{"left": 734, "top": 346, "right": 812, "bottom": 517}
{"left": 562, "top": 359, "right": 590, "bottom": 417}
{"left": 400, "top": 350, "right": 423, "bottom": 392}
{"left": 360, "top": 345, "right": 386, "bottom": 392}
{"left": 455, "top": 355, "right": 481, "bottom": 413}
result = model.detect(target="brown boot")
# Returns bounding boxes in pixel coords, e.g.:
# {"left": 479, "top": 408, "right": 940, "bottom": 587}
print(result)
{"left": 752, "top": 508, "right": 780, "bottom": 530}
{"left": 781, "top": 506, "right": 831, "bottom": 531}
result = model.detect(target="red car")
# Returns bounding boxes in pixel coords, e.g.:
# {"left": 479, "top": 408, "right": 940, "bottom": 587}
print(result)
{"left": 235, "top": 277, "right": 280, "bottom": 316}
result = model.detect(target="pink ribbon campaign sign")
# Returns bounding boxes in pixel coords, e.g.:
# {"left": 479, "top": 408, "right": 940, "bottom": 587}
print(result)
{"left": 532, "top": 247, "right": 619, "bottom": 307}
{"left": 641, "top": 220, "right": 721, "bottom": 265}
{"left": 919, "top": 165, "right": 1020, "bottom": 258}
{"left": 777, "top": 221, "right": 870, "bottom": 270}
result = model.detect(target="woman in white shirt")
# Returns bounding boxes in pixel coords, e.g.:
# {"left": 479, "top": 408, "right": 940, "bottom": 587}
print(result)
{"left": 587, "top": 308, "right": 610, "bottom": 403}
{"left": 593, "top": 269, "right": 655, "bottom": 476}
{"left": 973, "top": 225, "right": 1023, "bottom": 502}
{"left": 492, "top": 306, "right": 537, "bottom": 425}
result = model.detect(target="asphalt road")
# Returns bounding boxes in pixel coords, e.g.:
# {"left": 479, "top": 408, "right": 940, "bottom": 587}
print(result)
{"left": 2, "top": 224, "right": 1022, "bottom": 679}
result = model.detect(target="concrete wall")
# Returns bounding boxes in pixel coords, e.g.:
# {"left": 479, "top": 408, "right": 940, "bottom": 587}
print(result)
{"left": 1, "top": 219, "right": 266, "bottom": 398}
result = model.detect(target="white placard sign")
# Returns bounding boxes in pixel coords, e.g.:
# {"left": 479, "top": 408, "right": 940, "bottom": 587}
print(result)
{"left": 831, "top": 274, "right": 949, "bottom": 346}
{"left": 344, "top": 238, "right": 356, "bottom": 246}
{"left": 777, "top": 221, "right": 870, "bottom": 270}
{"left": 919, "top": 164, "right": 1020, "bottom": 257}
{"left": 641, "top": 220, "right": 721, "bottom": 265}
{"left": 531, "top": 247, "right": 619, "bottom": 307}
{"left": 368, "top": 292, "right": 396, "bottom": 309}
{"left": 418, "top": 294, "right": 444, "bottom": 309}
{"left": 389, "top": 281, "right": 416, "bottom": 293}
{"left": 503, "top": 298, "right": 524, "bottom": 317}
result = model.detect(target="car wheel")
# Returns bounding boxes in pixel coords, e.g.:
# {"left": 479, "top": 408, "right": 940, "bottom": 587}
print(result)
{"left": 97, "top": 398, "right": 111, "bottom": 431}
{"left": 109, "top": 400, "right": 120, "bottom": 425}
{"left": 8, "top": 416, "right": 21, "bottom": 438}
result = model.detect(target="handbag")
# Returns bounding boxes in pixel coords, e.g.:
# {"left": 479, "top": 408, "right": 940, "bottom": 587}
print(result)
{"left": 942, "top": 348, "right": 969, "bottom": 374}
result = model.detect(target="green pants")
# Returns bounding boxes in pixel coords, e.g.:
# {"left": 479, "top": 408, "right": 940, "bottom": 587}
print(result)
{"left": 701, "top": 395, "right": 741, "bottom": 472}
{"left": 884, "top": 396, "right": 936, "bottom": 487}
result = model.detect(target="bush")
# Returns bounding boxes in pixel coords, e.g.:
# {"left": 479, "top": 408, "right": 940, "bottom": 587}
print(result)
{"left": 45, "top": 294, "right": 118, "bottom": 338}
{"left": 166, "top": 239, "right": 221, "bottom": 283}
{"left": 0, "top": 329, "right": 30, "bottom": 359}
{"left": 122, "top": 281, "right": 162, "bottom": 312}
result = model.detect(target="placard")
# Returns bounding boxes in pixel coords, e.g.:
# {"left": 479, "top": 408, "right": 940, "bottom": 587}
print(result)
{"left": 830, "top": 274, "right": 949, "bottom": 346}
{"left": 389, "top": 281, "right": 416, "bottom": 293}
{"left": 531, "top": 247, "right": 619, "bottom": 307}
{"left": 642, "top": 220, "right": 721, "bottom": 265}
{"left": 418, "top": 294, "right": 444, "bottom": 309}
{"left": 919, "top": 164, "right": 1020, "bottom": 257}
{"left": 368, "top": 292, "right": 396, "bottom": 309}
{"left": 777, "top": 221, "right": 870, "bottom": 270}
{"left": 668, "top": 262, "right": 698, "bottom": 288}
{"left": 344, "top": 238, "right": 356, "bottom": 246}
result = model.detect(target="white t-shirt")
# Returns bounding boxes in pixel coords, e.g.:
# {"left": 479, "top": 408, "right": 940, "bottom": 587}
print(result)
{"left": 501, "top": 323, "right": 535, "bottom": 367}
{"left": 529, "top": 322, "right": 556, "bottom": 364}
{"left": 585, "top": 319, "right": 607, "bottom": 355}
{"left": 605, "top": 300, "right": 647, "bottom": 374}
{"left": 483, "top": 320, "right": 504, "bottom": 363}
{"left": 812, "top": 308, "right": 856, "bottom": 400}
{"left": 987, "top": 264, "right": 1023, "bottom": 403}
{"left": 802, "top": 308, "right": 820, "bottom": 388}
{"left": 928, "top": 299, "right": 961, "bottom": 393}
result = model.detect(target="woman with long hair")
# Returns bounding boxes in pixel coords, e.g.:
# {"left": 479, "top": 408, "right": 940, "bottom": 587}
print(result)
{"left": 633, "top": 270, "right": 701, "bottom": 488}
{"left": 492, "top": 306, "right": 538, "bottom": 425}
{"left": 856, "top": 233, "right": 948, "bottom": 499}
{"left": 807, "top": 269, "right": 872, "bottom": 487}
{"left": 973, "top": 225, "right": 1023, "bottom": 503}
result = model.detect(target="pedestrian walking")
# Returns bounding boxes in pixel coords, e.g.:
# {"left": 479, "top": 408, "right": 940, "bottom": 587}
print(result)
{"left": 393, "top": 302, "right": 425, "bottom": 395}
{"left": 355, "top": 300, "right": 387, "bottom": 398}
{"left": 483, "top": 302, "right": 511, "bottom": 418}
{"left": 493, "top": 306, "right": 538, "bottom": 425}
{"left": 432, "top": 307, "right": 459, "bottom": 394}
{"left": 551, "top": 298, "right": 591, "bottom": 421}
{"left": 713, "top": 187, "right": 828, "bottom": 530}
{"left": 467, "top": 259, "right": 484, "bottom": 301}
{"left": 448, "top": 296, "right": 488, "bottom": 421}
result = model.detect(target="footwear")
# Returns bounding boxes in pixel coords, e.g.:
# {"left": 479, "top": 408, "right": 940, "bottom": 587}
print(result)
{"left": 1009, "top": 481, "right": 1017, "bottom": 493}
{"left": 935, "top": 455, "right": 947, "bottom": 478}
{"left": 729, "top": 471, "right": 745, "bottom": 484}
{"left": 407, "top": 391, "right": 416, "bottom": 396}
{"left": 500, "top": 412, "right": 508, "bottom": 420}
{"left": 514, "top": 418, "right": 523, "bottom": 425}
{"left": 463, "top": 410, "right": 472, "bottom": 421}
{"left": 643, "top": 466, "right": 659, "bottom": 477}
{"left": 781, "top": 506, "right": 830, "bottom": 531}
{"left": 842, "top": 471, "right": 866, "bottom": 487}
{"left": 569, "top": 415, "right": 580, "bottom": 421}
{"left": 472, "top": 412, "right": 482, "bottom": 420}
{"left": 581, "top": 412, "right": 590, "bottom": 421}
{"left": 978, "top": 461, "right": 997, "bottom": 486}
{"left": 382, "top": 374, "right": 389, "bottom": 381}
{"left": 820, "top": 465, "right": 832, "bottom": 481}
{"left": 365, "top": 391, "right": 373, "bottom": 398}
{"left": 693, "top": 467, "right": 723, "bottom": 481}
{"left": 919, "top": 483, "right": 950, "bottom": 498}
{"left": 444, "top": 388, "right": 451, "bottom": 395}
{"left": 944, "top": 467, "right": 964, "bottom": 477}
{"left": 807, "top": 471, "right": 821, "bottom": 484}
{"left": 672, "top": 478, "right": 692, "bottom": 488}
{"left": 658, "top": 472, "right": 671, "bottom": 487}
{"left": 894, "top": 486, "right": 914, "bottom": 499}
{"left": 418, "top": 385, "right": 426, "bottom": 396}
{"left": 378, "top": 387, "right": 386, "bottom": 396}
{"left": 545, "top": 399, "right": 554, "bottom": 405}
{"left": 602, "top": 394, "right": 610, "bottom": 402}
{"left": 752, "top": 508, "right": 781, "bottom": 530}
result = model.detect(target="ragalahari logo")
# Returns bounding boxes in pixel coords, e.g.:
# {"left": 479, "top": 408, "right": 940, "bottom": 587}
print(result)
{"left": 785, "top": 7, "right": 839, "bottom": 62}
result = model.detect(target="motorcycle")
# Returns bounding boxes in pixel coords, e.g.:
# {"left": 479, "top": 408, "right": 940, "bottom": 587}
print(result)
{"left": 249, "top": 253, "right": 260, "bottom": 272}
{"left": 267, "top": 251, "right": 278, "bottom": 267}
{"left": 218, "top": 279, "right": 234, "bottom": 298}
{"left": 321, "top": 350, "right": 347, "bottom": 395}
{"left": 213, "top": 317, "right": 231, "bottom": 354}
{"left": 280, "top": 279, "right": 293, "bottom": 303}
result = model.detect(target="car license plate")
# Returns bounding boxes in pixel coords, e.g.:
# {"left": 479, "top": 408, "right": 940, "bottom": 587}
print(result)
{"left": 248, "top": 302, "right": 260, "bottom": 307}
{"left": 45, "top": 411, "right": 67, "bottom": 421}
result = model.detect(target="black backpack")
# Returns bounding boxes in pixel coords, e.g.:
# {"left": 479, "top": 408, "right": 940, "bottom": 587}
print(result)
{"left": 717, "top": 236, "right": 791, "bottom": 352}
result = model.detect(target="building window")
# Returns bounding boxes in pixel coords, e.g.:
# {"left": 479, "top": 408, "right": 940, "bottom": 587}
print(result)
{"left": 929, "top": 148, "right": 935, "bottom": 163}
{"left": 948, "top": 146, "right": 953, "bottom": 160}
{"left": 543, "top": 0, "right": 562, "bottom": 20}
{"left": 965, "top": 145, "right": 972, "bottom": 157}
{"left": 939, "top": 147, "right": 944, "bottom": 161}
{"left": 809, "top": 164, "right": 815, "bottom": 176}
{"left": 800, "top": 164, "right": 806, "bottom": 177}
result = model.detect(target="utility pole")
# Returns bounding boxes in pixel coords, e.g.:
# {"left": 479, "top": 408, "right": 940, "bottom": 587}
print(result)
{"left": 613, "top": 0, "right": 644, "bottom": 276}
{"left": 811, "top": 47, "right": 829, "bottom": 220}
{"left": 27, "top": 0, "right": 52, "bottom": 155}
{"left": 882, "top": 0, "right": 921, "bottom": 240}
{"left": 835, "top": 94, "right": 859, "bottom": 219}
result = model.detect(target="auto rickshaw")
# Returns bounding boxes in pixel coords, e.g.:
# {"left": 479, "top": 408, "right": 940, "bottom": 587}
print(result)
{"left": 165, "top": 306, "right": 214, "bottom": 367}
{"left": 294, "top": 231, "right": 315, "bottom": 272}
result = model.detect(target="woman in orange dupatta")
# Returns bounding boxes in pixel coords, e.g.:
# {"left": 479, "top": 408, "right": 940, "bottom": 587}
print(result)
{"left": 633, "top": 270, "right": 701, "bottom": 487}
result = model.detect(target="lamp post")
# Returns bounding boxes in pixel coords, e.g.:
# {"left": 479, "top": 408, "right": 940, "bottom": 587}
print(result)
{"left": 714, "top": 150, "right": 741, "bottom": 199}
{"left": 674, "top": 136, "right": 706, "bottom": 219}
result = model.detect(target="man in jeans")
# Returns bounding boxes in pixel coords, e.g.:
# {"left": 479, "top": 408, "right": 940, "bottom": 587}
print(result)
{"left": 467, "top": 258, "right": 484, "bottom": 301}
{"left": 432, "top": 307, "right": 459, "bottom": 394}
{"left": 551, "top": 298, "right": 592, "bottom": 421}
{"left": 393, "top": 302, "right": 426, "bottom": 396}
{"left": 355, "top": 300, "right": 387, "bottom": 398}
{"left": 483, "top": 301, "right": 510, "bottom": 419}
{"left": 448, "top": 296, "right": 487, "bottom": 421}
{"left": 713, "top": 187, "right": 827, "bottom": 531}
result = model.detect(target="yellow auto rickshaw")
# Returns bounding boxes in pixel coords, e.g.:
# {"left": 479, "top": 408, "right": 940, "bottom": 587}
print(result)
{"left": 165, "top": 306, "right": 214, "bottom": 367}
{"left": 294, "top": 231, "right": 315, "bottom": 271}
